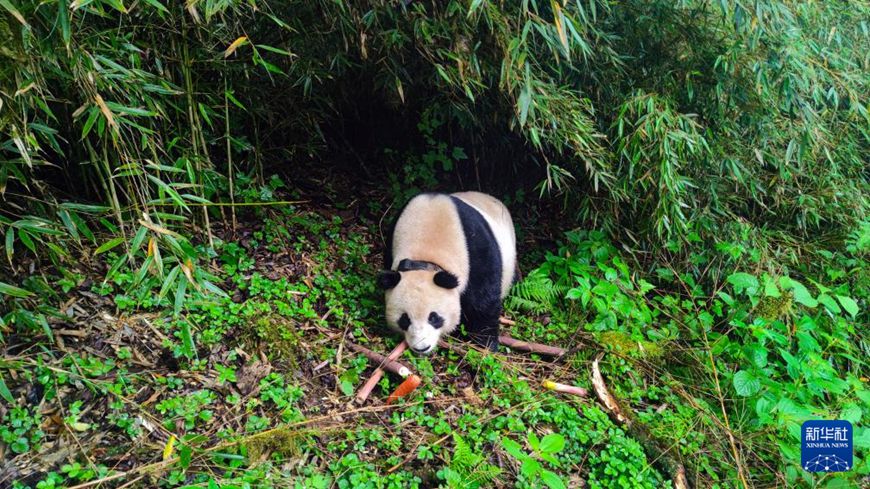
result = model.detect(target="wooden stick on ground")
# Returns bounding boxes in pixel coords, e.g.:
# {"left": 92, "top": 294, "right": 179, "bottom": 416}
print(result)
{"left": 499, "top": 335, "right": 566, "bottom": 357}
{"left": 591, "top": 354, "right": 690, "bottom": 489}
{"left": 591, "top": 354, "right": 629, "bottom": 425}
{"left": 351, "top": 341, "right": 409, "bottom": 404}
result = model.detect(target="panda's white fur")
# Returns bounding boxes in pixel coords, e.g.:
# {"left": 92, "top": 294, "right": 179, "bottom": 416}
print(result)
{"left": 380, "top": 192, "right": 516, "bottom": 355}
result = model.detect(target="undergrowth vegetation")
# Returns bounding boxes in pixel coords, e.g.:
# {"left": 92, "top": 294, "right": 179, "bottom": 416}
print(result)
{"left": 1, "top": 0, "right": 868, "bottom": 487}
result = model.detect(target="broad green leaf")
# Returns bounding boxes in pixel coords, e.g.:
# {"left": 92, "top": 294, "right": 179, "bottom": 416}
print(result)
{"left": 339, "top": 380, "right": 353, "bottom": 396}
{"left": 853, "top": 427, "right": 870, "bottom": 449}
{"left": 779, "top": 277, "right": 817, "bottom": 308}
{"left": 539, "top": 434, "right": 565, "bottom": 454}
{"left": 520, "top": 458, "right": 541, "bottom": 479}
{"left": 762, "top": 275, "right": 780, "bottom": 297}
{"left": 727, "top": 272, "right": 758, "bottom": 294}
{"left": 836, "top": 295, "right": 859, "bottom": 318}
{"left": 817, "top": 294, "right": 840, "bottom": 314}
{"left": 501, "top": 437, "right": 526, "bottom": 461}
{"left": 540, "top": 470, "right": 566, "bottom": 489}
{"left": 733, "top": 370, "right": 760, "bottom": 397}
{"left": 527, "top": 432, "right": 540, "bottom": 451}
{"left": 840, "top": 404, "right": 862, "bottom": 424}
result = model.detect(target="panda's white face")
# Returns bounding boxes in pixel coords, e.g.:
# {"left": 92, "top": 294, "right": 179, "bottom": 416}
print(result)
{"left": 384, "top": 271, "right": 461, "bottom": 355}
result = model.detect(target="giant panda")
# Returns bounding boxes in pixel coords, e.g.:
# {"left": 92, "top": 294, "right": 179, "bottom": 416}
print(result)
{"left": 378, "top": 192, "right": 517, "bottom": 355}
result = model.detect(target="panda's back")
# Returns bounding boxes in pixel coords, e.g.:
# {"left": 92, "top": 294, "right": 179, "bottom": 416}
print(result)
{"left": 390, "top": 192, "right": 515, "bottom": 299}
{"left": 451, "top": 192, "right": 516, "bottom": 299}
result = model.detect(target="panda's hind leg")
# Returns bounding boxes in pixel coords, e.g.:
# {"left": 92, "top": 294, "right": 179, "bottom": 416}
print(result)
{"left": 461, "top": 301, "right": 501, "bottom": 352}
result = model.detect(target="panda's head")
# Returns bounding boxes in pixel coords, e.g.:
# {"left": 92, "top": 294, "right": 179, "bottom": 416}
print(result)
{"left": 378, "top": 269, "right": 461, "bottom": 355}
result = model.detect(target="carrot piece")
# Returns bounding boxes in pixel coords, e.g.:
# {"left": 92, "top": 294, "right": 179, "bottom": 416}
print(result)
{"left": 386, "top": 374, "right": 422, "bottom": 405}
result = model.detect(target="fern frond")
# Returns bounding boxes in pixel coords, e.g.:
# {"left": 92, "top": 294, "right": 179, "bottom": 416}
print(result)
{"left": 506, "top": 268, "right": 566, "bottom": 313}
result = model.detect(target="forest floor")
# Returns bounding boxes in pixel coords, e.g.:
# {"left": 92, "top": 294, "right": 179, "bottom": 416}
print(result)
{"left": 1, "top": 175, "right": 867, "bottom": 489}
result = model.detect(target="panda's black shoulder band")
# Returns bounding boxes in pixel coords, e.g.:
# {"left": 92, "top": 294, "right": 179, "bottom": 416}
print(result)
{"left": 396, "top": 259, "right": 444, "bottom": 273}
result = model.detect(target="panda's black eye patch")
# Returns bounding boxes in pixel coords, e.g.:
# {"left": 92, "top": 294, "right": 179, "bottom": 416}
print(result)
{"left": 428, "top": 312, "right": 444, "bottom": 329}
{"left": 397, "top": 313, "right": 411, "bottom": 331}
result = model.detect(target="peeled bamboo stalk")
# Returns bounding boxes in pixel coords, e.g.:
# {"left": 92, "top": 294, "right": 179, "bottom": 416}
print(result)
{"left": 347, "top": 342, "right": 412, "bottom": 377}
{"left": 351, "top": 341, "right": 409, "bottom": 403}
{"left": 542, "top": 380, "right": 589, "bottom": 397}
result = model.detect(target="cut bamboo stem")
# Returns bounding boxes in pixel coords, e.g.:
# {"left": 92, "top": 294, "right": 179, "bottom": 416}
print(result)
{"left": 542, "top": 380, "right": 589, "bottom": 397}
{"left": 498, "top": 316, "right": 516, "bottom": 326}
{"left": 347, "top": 342, "right": 411, "bottom": 377}
{"left": 351, "top": 341, "right": 409, "bottom": 403}
{"left": 499, "top": 335, "right": 566, "bottom": 357}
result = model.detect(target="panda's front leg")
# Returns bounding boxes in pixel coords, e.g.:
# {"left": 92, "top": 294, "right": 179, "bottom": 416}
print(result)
{"left": 461, "top": 299, "right": 501, "bottom": 352}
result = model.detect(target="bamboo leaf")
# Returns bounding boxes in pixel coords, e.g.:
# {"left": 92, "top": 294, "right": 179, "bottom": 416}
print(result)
{"left": 0, "top": 373, "right": 14, "bottom": 403}
{"left": 0, "top": 281, "right": 33, "bottom": 298}
{"left": 5, "top": 227, "right": 14, "bottom": 266}
{"left": 0, "top": 0, "right": 27, "bottom": 26}
{"left": 138, "top": 218, "right": 183, "bottom": 238}
{"left": 174, "top": 278, "right": 187, "bottom": 316}
{"left": 95, "top": 236, "right": 125, "bottom": 255}
{"left": 159, "top": 265, "right": 181, "bottom": 300}
{"left": 141, "top": 0, "right": 169, "bottom": 14}
{"left": 179, "top": 319, "right": 194, "bottom": 358}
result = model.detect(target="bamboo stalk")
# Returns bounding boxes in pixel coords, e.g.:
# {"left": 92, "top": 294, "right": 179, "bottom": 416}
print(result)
{"left": 542, "top": 380, "right": 589, "bottom": 397}
{"left": 498, "top": 316, "right": 516, "bottom": 326}
{"left": 498, "top": 335, "right": 566, "bottom": 356}
{"left": 356, "top": 340, "right": 408, "bottom": 404}
{"left": 347, "top": 342, "right": 411, "bottom": 377}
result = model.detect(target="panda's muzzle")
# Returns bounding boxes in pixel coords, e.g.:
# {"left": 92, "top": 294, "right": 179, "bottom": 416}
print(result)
{"left": 411, "top": 344, "right": 435, "bottom": 355}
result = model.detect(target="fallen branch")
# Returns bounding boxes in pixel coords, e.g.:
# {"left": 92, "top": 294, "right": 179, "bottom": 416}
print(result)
{"left": 499, "top": 335, "right": 566, "bottom": 357}
{"left": 351, "top": 341, "right": 409, "bottom": 404}
{"left": 591, "top": 354, "right": 690, "bottom": 489}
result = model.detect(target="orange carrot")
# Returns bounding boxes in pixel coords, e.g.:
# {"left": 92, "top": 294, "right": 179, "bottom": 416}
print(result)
{"left": 386, "top": 374, "right": 422, "bottom": 405}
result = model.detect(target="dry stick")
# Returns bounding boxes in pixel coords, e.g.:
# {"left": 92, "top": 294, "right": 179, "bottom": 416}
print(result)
{"left": 591, "top": 354, "right": 691, "bottom": 489}
{"left": 346, "top": 342, "right": 412, "bottom": 377}
{"left": 499, "top": 335, "right": 566, "bottom": 357}
{"left": 353, "top": 341, "right": 408, "bottom": 403}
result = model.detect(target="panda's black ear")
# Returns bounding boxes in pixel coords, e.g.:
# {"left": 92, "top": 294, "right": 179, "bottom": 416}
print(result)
{"left": 378, "top": 270, "right": 401, "bottom": 289}
{"left": 434, "top": 271, "right": 459, "bottom": 289}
